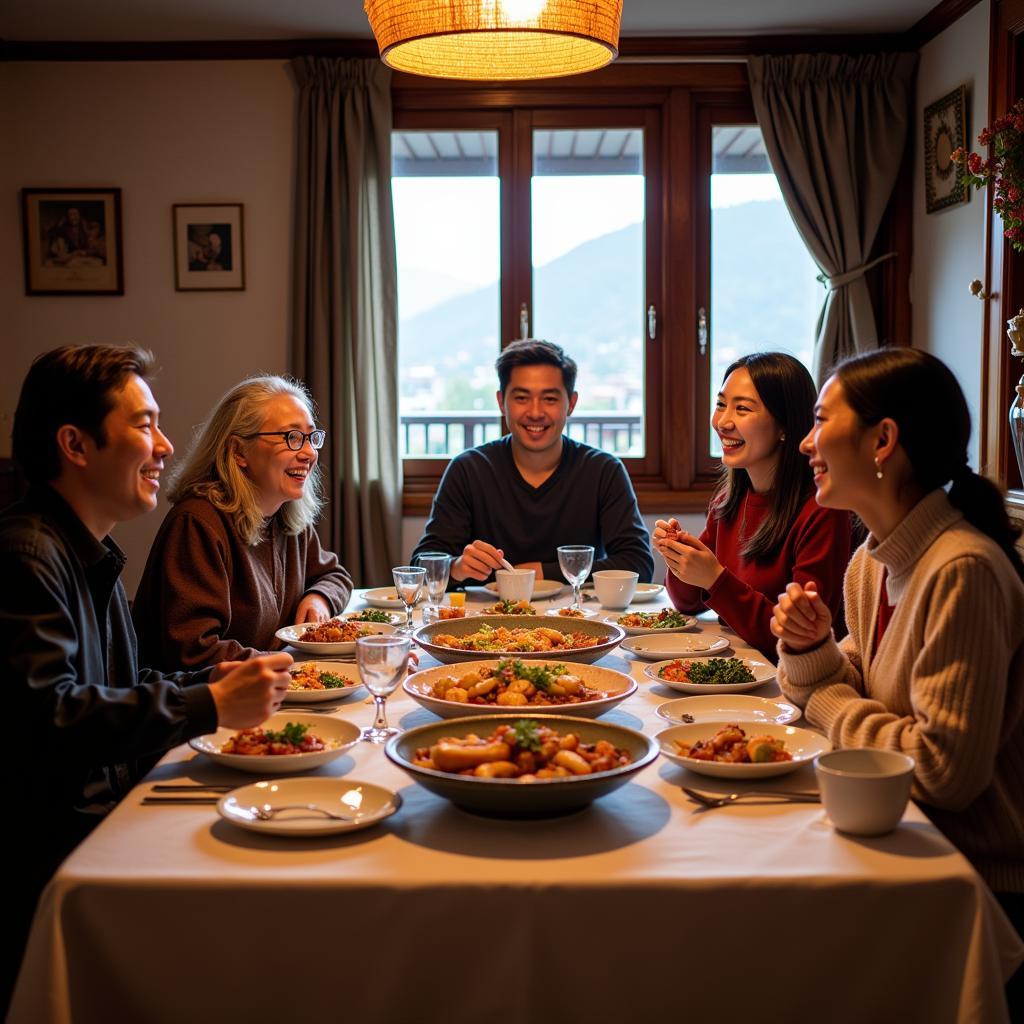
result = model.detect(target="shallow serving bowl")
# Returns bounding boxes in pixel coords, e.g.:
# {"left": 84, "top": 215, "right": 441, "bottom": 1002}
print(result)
{"left": 403, "top": 659, "right": 637, "bottom": 720}
{"left": 413, "top": 614, "right": 626, "bottom": 666}
{"left": 386, "top": 713, "right": 658, "bottom": 816}
{"left": 189, "top": 712, "right": 360, "bottom": 774}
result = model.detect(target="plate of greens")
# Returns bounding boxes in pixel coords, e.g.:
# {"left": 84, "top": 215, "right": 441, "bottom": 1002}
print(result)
{"left": 609, "top": 608, "right": 697, "bottom": 635}
{"left": 643, "top": 656, "right": 775, "bottom": 694}
{"left": 283, "top": 660, "right": 364, "bottom": 703}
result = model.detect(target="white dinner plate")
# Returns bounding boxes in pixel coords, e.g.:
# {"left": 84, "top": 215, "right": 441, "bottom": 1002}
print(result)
{"left": 656, "top": 695, "right": 800, "bottom": 726}
{"left": 621, "top": 633, "right": 731, "bottom": 660}
{"left": 630, "top": 583, "right": 665, "bottom": 603}
{"left": 341, "top": 609, "right": 406, "bottom": 626}
{"left": 362, "top": 587, "right": 419, "bottom": 610}
{"left": 656, "top": 721, "right": 830, "bottom": 779}
{"left": 275, "top": 620, "right": 397, "bottom": 655}
{"left": 217, "top": 777, "right": 401, "bottom": 836}
{"left": 283, "top": 660, "right": 364, "bottom": 703}
{"left": 607, "top": 610, "right": 697, "bottom": 635}
{"left": 543, "top": 606, "right": 602, "bottom": 619}
{"left": 190, "top": 712, "right": 360, "bottom": 774}
{"left": 643, "top": 657, "right": 775, "bottom": 694}
{"left": 483, "top": 578, "right": 566, "bottom": 600}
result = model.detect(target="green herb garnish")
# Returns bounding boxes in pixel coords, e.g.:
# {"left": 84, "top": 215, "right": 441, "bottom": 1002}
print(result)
{"left": 671, "top": 657, "right": 755, "bottom": 686}
{"left": 511, "top": 719, "right": 543, "bottom": 752}
{"left": 262, "top": 722, "right": 309, "bottom": 745}
{"left": 496, "top": 658, "right": 568, "bottom": 692}
{"left": 319, "top": 671, "right": 350, "bottom": 689}
{"left": 350, "top": 609, "right": 393, "bottom": 623}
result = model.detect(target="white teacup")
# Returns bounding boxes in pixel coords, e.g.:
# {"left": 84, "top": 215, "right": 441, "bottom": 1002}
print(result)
{"left": 495, "top": 569, "right": 535, "bottom": 602}
{"left": 815, "top": 748, "right": 915, "bottom": 836}
{"left": 592, "top": 569, "right": 639, "bottom": 609}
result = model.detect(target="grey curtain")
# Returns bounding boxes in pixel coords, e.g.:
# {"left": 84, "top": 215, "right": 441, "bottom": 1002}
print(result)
{"left": 291, "top": 57, "right": 401, "bottom": 586}
{"left": 749, "top": 53, "right": 917, "bottom": 383}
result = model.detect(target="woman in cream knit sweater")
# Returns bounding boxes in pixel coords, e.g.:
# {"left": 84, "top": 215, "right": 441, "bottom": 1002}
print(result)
{"left": 770, "top": 350, "right": 1024, "bottom": 996}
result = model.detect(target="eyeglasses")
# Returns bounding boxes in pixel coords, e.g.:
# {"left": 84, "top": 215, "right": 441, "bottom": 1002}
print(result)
{"left": 243, "top": 429, "right": 326, "bottom": 451}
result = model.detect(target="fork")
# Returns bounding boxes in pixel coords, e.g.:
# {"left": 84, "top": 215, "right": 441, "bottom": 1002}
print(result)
{"left": 249, "top": 803, "right": 356, "bottom": 822}
{"left": 682, "top": 786, "right": 820, "bottom": 808}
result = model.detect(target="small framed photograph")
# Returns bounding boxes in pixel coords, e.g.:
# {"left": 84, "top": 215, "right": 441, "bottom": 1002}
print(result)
{"left": 924, "top": 85, "right": 968, "bottom": 213}
{"left": 21, "top": 187, "right": 123, "bottom": 295}
{"left": 173, "top": 203, "right": 245, "bottom": 291}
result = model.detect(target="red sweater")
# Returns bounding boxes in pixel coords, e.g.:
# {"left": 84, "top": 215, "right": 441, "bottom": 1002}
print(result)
{"left": 666, "top": 490, "right": 851, "bottom": 660}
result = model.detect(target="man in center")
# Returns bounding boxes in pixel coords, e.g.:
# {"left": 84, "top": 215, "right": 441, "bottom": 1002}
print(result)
{"left": 412, "top": 339, "right": 654, "bottom": 584}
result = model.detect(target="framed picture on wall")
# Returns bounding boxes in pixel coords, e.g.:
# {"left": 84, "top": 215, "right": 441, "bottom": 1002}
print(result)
{"left": 21, "top": 187, "right": 124, "bottom": 295}
{"left": 173, "top": 203, "right": 245, "bottom": 291}
{"left": 924, "top": 86, "right": 969, "bottom": 213}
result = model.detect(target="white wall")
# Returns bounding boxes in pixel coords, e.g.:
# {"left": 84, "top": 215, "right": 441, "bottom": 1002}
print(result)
{"left": 0, "top": 60, "right": 295, "bottom": 593}
{"left": 912, "top": 0, "right": 990, "bottom": 469}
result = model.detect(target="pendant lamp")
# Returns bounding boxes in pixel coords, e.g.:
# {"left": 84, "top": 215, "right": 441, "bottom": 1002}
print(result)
{"left": 364, "top": 0, "right": 623, "bottom": 81}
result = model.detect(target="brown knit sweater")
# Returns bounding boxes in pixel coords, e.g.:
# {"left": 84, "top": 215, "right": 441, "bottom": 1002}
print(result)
{"left": 778, "top": 489, "right": 1024, "bottom": 892}
{"left": 133, "top": 497, "right": 353, "bottom": 671}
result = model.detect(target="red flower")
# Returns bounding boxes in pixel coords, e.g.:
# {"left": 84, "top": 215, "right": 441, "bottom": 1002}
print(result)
{"left": 968, "top": 152, "right": 983, "bottom": 174}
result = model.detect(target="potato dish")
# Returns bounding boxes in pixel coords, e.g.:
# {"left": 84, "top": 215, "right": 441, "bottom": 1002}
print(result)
{"left": 288, "top": 664, "right": 355, "bottom": 691}
{"left": 676, "top": 723, "right": 791, "bottom": 764}
{"left": 557, "top": 607, "right": 586, "bottom": 617}
{"left": 428, "top": 658, "right": 603, "bottom": 707}
{"left": 431, "top": 624, "right": 600, "bottom": 653}
{"left": 223, "top": 722, "right": 332, "bottom": 756}
{"left": 437, "top": 606, "right": 467, "bottom": 619}
{"left": 485, "top": 599, "right": 537, "bottom": 615}
{"left": 300, "top": 618, "right": 373, "bottom": 643}
{"left": 413, "top": 718, "right": 632, "bottom": 780}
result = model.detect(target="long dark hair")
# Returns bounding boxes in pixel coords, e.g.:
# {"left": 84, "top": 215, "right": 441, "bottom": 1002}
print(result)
{"left": 835, "top": 347, "right": 1024, "bottom": 581}
{"left": 712, "top": 352, "right": 817, "bottom": 559}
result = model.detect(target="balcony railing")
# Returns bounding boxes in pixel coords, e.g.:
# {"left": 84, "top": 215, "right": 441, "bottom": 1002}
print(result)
{"left": 401, "top": 411, "right": 643, "bottom": 458}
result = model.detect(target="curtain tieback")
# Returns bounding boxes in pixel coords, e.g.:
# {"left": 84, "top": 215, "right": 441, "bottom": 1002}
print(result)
{"left": 817, "top": 252, "right": 897, "bottom": 291}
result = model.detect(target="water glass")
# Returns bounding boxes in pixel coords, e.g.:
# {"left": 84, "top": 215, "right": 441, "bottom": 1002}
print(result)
{"left": 416, "top": 552, "right": 451, "bottom": 615}
{"left": 557, "top": 544, "right": 595, "bottom": 612}
{"left": 392, "top": 565, "right": 426, "bottom": 633}
{"left": 356, "top": 634, "right": 411, "bottom": 743}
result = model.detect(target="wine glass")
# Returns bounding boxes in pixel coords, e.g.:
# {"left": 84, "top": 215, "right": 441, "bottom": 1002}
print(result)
{"left": 392, "top": 565, "right": 426, "bottom": 634}
{"left": 557, "top": 545, "right": 595, "bottom": 613}
{"left": 356, "top": 634, "right": 411, "bottom": 743}
{"left": 416, "top": 552, "right": 451, "bottom": 618}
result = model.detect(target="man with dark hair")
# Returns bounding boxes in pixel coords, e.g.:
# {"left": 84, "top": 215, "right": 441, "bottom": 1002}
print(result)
{"left": 413, "top": 339, "right": 653, "bottom": 583}
{"left": 1, "top": 345, "right": 292, "bottom": 1007}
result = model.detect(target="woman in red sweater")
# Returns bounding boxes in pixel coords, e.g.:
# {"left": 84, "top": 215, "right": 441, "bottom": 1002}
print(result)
{"left": 653, "top": 351, "right": 851, "bottom": 659}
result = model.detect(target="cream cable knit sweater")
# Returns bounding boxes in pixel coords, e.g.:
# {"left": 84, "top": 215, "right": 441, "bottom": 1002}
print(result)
{"left": 778, "top": 489, "right": 1024, "bottom": 892}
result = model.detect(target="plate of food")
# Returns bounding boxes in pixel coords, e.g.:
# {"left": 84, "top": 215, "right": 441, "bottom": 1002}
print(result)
{"left": 483, "top": 578, "right": 566, "bottom": 600}
{"left": 413, "top": 615, "right": 626, "bottom": 665}
{"left": 217, "top": 777, "right": 401, "bottom": 837}
{"left": 342, "top": 608, "right": 406, "bottom": 626}
{"left": 275, "top": 618, "right": 397, "bottom": 655}
{"left": 189, "top": 712, "right": 360, "bottom": 774}
{"left": 643, "top": 656, "right": 775, "bottom": 694}
{"left": 655, "top": 695, "right": 800, "bottom": 726}
{"left": 621, "top": 633, "right": 730, "bottom": 660}
{"left": 483, "top": 599, "right": 538, "bottom": 616}
{"left": 610, "top": 609, "right": 697, "bottom": 635}
{"left": 404, "top": 659, "right": 637, "bottom": 720}
{"left": 283, "top": 661, "right": 364, "bottom": 703}
{"left": 363, "top": 587, "right": 422, "bottom": 610}
{"left": 386, "top": 713, "right": 658, "bottom": 815}
{"left": 543, "top": 606, "right": 601, "bottom": 619}
{"left": 656, "top": 721, "right": 830, "bottom": 779}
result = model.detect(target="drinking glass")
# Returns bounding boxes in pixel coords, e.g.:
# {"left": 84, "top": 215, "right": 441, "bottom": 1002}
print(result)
{"left": 416, "top": 552, "right": 451, "bottom": 617}
{"left": 356, "top": 634, "right": 411, "bottom": 743}
{"left": 392, "top": 565, "right": 426, "bottom": 634}
{"left": 557, "top": 545, "right": 595, "bottom": 612}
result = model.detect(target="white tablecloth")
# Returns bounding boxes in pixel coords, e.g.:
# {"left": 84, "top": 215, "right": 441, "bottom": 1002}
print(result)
{"left": 10, "top": 590, "right": 1024, "bottom": 1024}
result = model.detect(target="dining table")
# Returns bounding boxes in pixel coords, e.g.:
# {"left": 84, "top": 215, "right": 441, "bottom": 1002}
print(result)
{"left": 8, "top": 584, "right": 1024, "bottom": 1024}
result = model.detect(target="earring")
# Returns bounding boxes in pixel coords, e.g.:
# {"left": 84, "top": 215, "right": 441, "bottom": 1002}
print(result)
{"left": 874, "top": 457, "right": 884, "bottom": 480}
{"left": 780, "top": 434, "right": 786, "bottom": 442}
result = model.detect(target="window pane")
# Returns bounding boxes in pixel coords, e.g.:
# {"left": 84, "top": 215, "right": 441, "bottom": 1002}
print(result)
{"left": 709, "top": 125, "right": 820, "bottom": 456}
{"left": 392, "top": 130, "right": 501, "bottom": 457}
{"left": 531, "top": 128, "right": 645, "bottom": 458}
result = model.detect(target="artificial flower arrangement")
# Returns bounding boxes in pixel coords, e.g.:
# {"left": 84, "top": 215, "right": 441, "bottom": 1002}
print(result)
{"left": 952, "top": 99, "right": 1024, "bottom": 252}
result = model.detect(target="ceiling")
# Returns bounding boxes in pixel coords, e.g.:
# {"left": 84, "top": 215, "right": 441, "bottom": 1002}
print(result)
{"left": 0, "top": 0, "right": 940, "bottom": 43}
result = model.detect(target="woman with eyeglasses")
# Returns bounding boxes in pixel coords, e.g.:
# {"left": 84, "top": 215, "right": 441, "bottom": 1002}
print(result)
{"left": 133, "top": 376, "right": 352, "bottom": 670}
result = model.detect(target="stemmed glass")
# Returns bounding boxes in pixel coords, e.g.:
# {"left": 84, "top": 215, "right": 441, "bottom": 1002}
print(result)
{"left": 416, "top": 552, "right": 451, "bottom": 621}
{"left": 356, "top": 634, "right": 411, "bottom": 743}
{"left": 392, "top": 565, "right": 426, "bottom": 634}
{"left": 557, "top": 544, "right": 595, "bottom": 613}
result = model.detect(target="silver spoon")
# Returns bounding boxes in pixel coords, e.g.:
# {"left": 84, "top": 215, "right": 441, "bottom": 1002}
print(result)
{"left": 249, "top": 803, "right": 356, "bottom": 822}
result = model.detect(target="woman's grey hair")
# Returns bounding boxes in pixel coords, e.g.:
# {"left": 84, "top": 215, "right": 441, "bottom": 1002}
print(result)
{"left": 166, "top": 375, "right": 324, "bottom": 546}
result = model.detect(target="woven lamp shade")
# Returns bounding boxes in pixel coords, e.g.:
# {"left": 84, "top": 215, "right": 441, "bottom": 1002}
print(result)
{"left": 364, "top": 0, "right": 623, "bottom": 81}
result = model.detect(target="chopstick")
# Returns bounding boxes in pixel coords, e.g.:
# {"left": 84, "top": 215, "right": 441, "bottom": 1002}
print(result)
{"left": 142, "top": 796, "right": 220, "bottom": 805}
{"left": 151, "top": 783, "right": 233, "bottom": 792}
{"left": 499, "top": 556, "right": 515, "bottom": 572}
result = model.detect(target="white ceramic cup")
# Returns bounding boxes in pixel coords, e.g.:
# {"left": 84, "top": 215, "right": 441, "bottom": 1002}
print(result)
{"left": 815, "top": 748, "right": 915, "bottom": 836}
{"left": 495, "top": 569, "right": 535, "bottom": 602}
{"left": 592, "top": 569, "right": 640, "bottom": 609}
